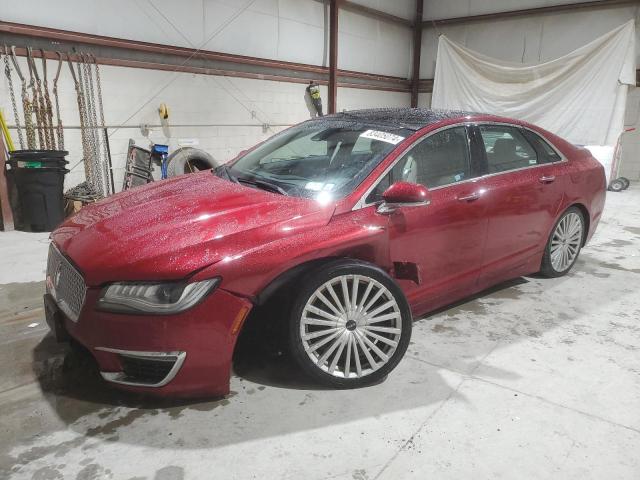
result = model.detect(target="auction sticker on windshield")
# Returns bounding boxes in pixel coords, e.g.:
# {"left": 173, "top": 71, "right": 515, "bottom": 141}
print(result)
{"left": 360, "top": 130, "right": 405, "bottom": 145}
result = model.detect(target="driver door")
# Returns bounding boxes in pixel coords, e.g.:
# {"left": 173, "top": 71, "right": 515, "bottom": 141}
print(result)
{"left": 369, "top": 125, "right": 489, "bottom": 314}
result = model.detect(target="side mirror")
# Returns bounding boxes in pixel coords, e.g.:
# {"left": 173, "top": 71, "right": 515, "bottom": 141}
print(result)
{"left": 377, "top": 181, "right": 431, "bottom": 214}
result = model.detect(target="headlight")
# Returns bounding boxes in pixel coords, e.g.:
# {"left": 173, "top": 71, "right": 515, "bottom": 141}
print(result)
{"left": 97, "top": 278, "right": 220, "bottom": 314}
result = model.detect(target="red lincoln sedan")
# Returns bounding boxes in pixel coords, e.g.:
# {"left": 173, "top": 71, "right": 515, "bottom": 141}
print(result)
{"left": 45, "top": 108, "right": 606, "bottom": 398}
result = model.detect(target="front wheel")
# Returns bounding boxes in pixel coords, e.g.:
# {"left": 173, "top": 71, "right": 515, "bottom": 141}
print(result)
{"left": 288, "top": 260, "right": 412, "bottom": 388}
{"left": 540, "top": 207, "right": 585, "bottom": 277}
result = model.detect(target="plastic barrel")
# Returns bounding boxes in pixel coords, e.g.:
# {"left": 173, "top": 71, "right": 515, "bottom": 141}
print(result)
{"left": 8, "top": 150, "right": 69, "bottom": 232}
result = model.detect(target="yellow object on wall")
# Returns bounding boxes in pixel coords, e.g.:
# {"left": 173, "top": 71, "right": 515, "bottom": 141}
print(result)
{"left": 0, "top": 110, "right": 15, "bottom": 152}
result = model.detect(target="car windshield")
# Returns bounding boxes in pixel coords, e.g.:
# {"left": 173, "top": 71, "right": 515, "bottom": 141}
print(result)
{"left": 225, "top": 119, "right": 412, "bottom": 200}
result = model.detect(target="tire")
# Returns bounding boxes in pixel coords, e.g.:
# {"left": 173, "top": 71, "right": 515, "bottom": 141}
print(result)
{"left": 288, "top": 259, "right": 412, "bottom": 388}
{"left": 166, "top": 147, "right": 219, "bottom": 177}
{"left": 619, "top": 177, "right": 630, "bottom": 190}
{"left": 608, "top": 178, "right": 625, "bottom": 192}
{"left": 540, "top": 206, "right": 585, "bottom": 278}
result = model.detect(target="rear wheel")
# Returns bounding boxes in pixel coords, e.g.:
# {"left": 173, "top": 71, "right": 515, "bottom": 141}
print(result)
{"left": 540, "top": 207, "right": 585, "bottom": 277}
{"left": 288, "top": 260, "right": 412, "bottom": 388}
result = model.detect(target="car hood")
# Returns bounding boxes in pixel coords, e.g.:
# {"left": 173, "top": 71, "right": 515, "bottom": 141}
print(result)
{"left": 52, "top": 172, "right": 335, "bottom": 286}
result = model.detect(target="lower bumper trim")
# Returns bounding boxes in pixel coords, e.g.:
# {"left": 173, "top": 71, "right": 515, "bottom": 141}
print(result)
{"left": 95, "top": 347, "right": 186, "bottom": 388}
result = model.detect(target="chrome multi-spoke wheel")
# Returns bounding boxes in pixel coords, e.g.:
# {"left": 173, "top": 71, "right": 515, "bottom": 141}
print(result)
{"left": 290, "top": 261, "right": 411, "bottom": 387}
{"left": 541, "top": 207, "right": 585, "bottom": 277}
{"left": 301, "top": 275, "right": 401, "bottom": 379}
{"left": 550, "top": 212, "right": 583, "bottom": 272}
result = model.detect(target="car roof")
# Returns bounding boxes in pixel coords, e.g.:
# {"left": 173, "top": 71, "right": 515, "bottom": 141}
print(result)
{"left": 328, "top": 108, "right": 491, "bottom": 131}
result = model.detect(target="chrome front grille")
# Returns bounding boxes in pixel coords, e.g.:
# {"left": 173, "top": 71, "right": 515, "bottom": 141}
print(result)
{"left": 46, "top": 244, "right": 86, "bottom": 322}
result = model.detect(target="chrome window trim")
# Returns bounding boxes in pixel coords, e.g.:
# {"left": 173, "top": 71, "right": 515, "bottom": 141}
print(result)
{"left": 377, "top": 199, "right": 431, "bottom": 214}
{"left": 352, "top": 121, "right": 567, "bottom": 211}
{"left": 95, "top": 347, "right": 186, "bottom": 388}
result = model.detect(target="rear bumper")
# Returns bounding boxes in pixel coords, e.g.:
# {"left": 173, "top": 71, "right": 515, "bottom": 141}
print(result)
{"left": 46, "top": 287, "right": 252, "bottom": 398}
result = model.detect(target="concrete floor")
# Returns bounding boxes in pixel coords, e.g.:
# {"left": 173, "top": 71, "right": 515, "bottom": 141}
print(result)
{"left": 1, "top": 188, "right": 639, "bottom": 480}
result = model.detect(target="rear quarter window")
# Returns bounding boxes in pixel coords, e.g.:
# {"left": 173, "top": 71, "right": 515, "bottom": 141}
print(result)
{"left": 522, "top": 130, "right": 563, "bottom": 164}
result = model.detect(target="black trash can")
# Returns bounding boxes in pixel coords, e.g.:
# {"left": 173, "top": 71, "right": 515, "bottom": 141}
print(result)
{"left": 9, "top": 150, "right": 69, "bottom": 232}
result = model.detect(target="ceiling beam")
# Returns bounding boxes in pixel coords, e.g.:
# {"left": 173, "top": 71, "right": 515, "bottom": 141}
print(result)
{"left": 0, "top": 21, "right": 411, "bottom": 93}
{"left": 422, "top": 0, "right": 638, "bottom": 27}
{"left": 339, "top": 1, "right": 413, "bottom": 28}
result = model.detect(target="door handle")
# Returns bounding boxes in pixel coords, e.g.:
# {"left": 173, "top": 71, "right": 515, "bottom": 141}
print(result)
{"left": 457, "top": 192, "right": 480, "bottom": 202}
{"left": 539, "top": 175, "right": 556, "bottom": 184}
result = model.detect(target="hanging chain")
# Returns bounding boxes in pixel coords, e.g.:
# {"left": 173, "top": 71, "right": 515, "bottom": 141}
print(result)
{"left": 76, "top": 55, "right": 96, "bottom": 191}
{"left": 3, "top": 45, "right": 25, "bottom": 149}
{"left": 11, "top": 47, "right": 36, "bottom": 149}
{"left": 27, "top": 48, "right": 46, "bottom": 149}
{"left": 92, "top": 55, "right": 111, "bottom": 195}
{"left": 52, "top": 52, "right": 64, "bottom": 150}
{"left": 80, "top": 53, "right": 104, "bottom": 196}
{"left": 68, "top": 55, "right": 94, "bottom": 194}
{"left": 40, "top": 50, "right": 56, "bottom": 149}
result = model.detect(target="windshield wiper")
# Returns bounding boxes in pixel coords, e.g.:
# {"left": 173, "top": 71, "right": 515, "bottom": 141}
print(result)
{"left": 214, "top": 164, "right": 239, "bottom": 183}
{"left": 237, "top": 177, "right": 289, "bottom": 196}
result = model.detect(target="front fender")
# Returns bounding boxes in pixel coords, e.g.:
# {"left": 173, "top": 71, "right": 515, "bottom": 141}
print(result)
{"left": 192, "top": 207, "right": 390, "bottom": 300}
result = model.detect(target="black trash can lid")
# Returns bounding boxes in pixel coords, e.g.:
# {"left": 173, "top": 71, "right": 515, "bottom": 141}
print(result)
{"left": 9, "top": 150, "right": 69, "bottom": 160}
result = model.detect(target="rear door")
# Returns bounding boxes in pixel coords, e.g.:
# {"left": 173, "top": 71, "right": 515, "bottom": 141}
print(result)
{"left": 472, "top": 124, "right": 567, "bottom": 285}
{"left": 365, "top": 125, "right": 488, "bottom": 312}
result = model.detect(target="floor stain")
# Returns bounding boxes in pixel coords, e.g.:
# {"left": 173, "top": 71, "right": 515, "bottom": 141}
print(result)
{"left": 598, "top": 239, "right": 633, "bottom": 248}
{"left": 432, "top": 324, "right": 459, "bottom": 335}
{"left": 597, "top": 261, "right": 640, "bottom": 274}
{"left": 76, "top": 463, "right": 112, "bottom": 480}
{"left": 353, "top": 469, "right": 369, "bottom": 480}
{"left": 165, "top": 395, "right": 234, "bottom": 420}
{"left": 31, "top": 466, "right": 64, "bottom": 480}
{"left": 154, "top": 465, "right": 185, "bottom": 480}
{"left": 86, "top": 409, "right": 154, "bottom": 437}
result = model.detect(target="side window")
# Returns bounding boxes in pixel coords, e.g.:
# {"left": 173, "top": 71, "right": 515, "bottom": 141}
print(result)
{"left": 365, "top": 126, "right": 471, "bottom": 203}
{"left": 522, "top": 129, "right": 562, "bottom": 164}
{"left": 479, "top": 125, "right": 537, "bottom": 173}
{"left": 366, "top": 171, "right": 392, "bottom": 203}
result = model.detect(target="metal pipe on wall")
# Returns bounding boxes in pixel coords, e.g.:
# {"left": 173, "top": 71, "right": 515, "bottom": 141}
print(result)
{"left": 328, "top": 0, "right": 339, "bottom": 114}
{"left": 410, "top": 0, "right": 424, "bottom": 107}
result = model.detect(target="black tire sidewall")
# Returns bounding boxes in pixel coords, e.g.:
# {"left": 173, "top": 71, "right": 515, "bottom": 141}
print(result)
{"left": 609, "top": 180, "right": 624, "bottom": 192}
{"left": 166, "top": 147, "right": 219, "bottom": 177}
{"left": 540, "top": 206, "right": 585, "bottom": 277}
{"left": 288, "top": 259, "right": 412, "bottom": 388}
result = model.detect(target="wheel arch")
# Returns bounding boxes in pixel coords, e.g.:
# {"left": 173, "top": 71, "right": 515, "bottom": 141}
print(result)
{"left": 254, "top": 256, "right": 341, "bottom": 306}
{"left": 232, "top": 254, "right": 397, "bottom": 366}
{"left": 254, "top": 254, "right": 392, "bottom": 306}
{"left": 567, "top": 202, "right": 590, "bottom": 246}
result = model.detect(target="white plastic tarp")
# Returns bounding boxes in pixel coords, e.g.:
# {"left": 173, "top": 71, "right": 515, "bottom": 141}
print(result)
{"left": 431, "top": 20, "right": 636, "bottom": 151}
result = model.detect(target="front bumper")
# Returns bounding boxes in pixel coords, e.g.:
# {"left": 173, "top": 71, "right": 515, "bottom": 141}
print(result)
{"left": 45, "top": 286, "right": 252, "bottom": 398}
